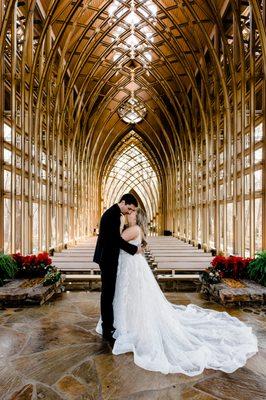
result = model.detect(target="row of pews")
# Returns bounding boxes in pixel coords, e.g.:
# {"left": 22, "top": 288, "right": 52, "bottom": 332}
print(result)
{"left": 145, "top": 236, "right": 213, "bottom": 281}
{"left": 52, "top": 236, "right": 213, "bottom": 290}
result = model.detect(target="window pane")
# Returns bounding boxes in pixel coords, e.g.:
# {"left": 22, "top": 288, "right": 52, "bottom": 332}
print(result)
{"left": 4, "top": 198, "right": 11, "bottom": 253}
{"left": 4, "top": 170, "right": 11, "bottom": 192}
{"left": 16, "top": 174, "right": 21, "bottom": 195}
{"left": 16, "top": 200, "right": 21, "bottom": 252}
{"left": 4, "top": 124, "right": 11, "bottom": 142}
{"left": 4, "top": 149, "right": 12, "bottom": 163}
{"left": 42, "top": 205, "right": 46, "bottom": 251}
{"left": 32, "top": 203, "right": 39, "bottom": 253}
{"left": 254, "top": 123, "right": 263, "bottom": 142}
{"left": 254, "top": 169, "right": 262, "bottom": 191}
{"left": 245, "top": 200, "right": 250, "bottom": 257}
{"left": 227, "top": 202, "right": 233, "bottom": 254}
{"left": 254, "top": 148, "right": 262, "bottom": 163}
{"left": 255, "top": 198, "right": 262, "bottom": 252}
{"left": 245, "top": 174, "right": 250, "bottom": 195}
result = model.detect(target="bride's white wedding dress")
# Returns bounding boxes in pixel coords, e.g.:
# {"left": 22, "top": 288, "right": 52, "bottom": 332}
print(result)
{"left": 96, "top": 228, "right": 258, "bottom": 376}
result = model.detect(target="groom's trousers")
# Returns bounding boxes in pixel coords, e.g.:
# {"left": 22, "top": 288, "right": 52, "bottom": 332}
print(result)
{"left": 100, "top": 263, "right": 117, "bottom": 335}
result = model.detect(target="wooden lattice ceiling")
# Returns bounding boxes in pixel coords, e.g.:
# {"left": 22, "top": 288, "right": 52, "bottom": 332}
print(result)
{"left": 34, "top": 0, "right": 229, "bottom": 168}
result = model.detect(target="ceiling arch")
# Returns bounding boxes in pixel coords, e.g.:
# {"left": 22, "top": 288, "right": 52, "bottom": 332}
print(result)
{"left": 102, "top": 130, "right": 160, "bottom": 222}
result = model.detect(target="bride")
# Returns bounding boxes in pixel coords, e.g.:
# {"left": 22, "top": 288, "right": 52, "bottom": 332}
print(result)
{"left": 96, "top": 208, "right": 258, "bottom": 376}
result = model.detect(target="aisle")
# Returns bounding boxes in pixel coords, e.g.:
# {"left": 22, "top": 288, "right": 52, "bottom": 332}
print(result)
{"left": 0, "top": 291, "right": 264, "bottom": 400}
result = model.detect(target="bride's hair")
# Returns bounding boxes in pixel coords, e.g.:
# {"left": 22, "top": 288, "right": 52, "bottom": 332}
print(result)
{"left": 136, "top": 208, "right": 148, "bottom": 237}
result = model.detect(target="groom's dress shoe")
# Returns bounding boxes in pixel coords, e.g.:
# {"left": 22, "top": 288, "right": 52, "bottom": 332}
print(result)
{"left": 102, "top": 333, "right": 115, "bottom": 347}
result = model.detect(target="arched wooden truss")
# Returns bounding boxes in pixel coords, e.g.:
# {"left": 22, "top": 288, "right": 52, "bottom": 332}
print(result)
{"left": 0, "top": 0, "right": 265, "bottom": 256}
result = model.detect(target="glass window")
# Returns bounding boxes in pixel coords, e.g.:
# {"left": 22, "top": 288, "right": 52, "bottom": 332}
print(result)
{"left": 245, "top": 155, "right": 250, "bottom": 168}
{"left": 4, "top": 124, "right": 11, "bottom": 142}
{"left": 16, "top": 134, "right": 22, "bottom": 150}
{"left": 4, "top": 170, "right": 11, "bottom": 192}
{"left": 244, "top": 134, "right": 250, "bottom": 149}
{"left": 219, "top": 184, "right": 224, "bottom": 199}
{"left": 255, "top": 198, "right": 262, "bottom": 252}
{"left": 227, "top": 202, "right": 233, "bottom": 254}
{"left": 4, "top": 149, "right": 12, "bottom": 163}
{"left": 254, "top": 169, "right": 262, "bottom": 191}
{"left": 245, "top": 200, "right": 250, "bottom": 257}
{"left": 16, "top": 174, "right": 21, "bottom": 195}
{"left": 245, "top": 174, "right": 250, "bottom": 195}
{"left": 16, "top": 155, "right": 21, "bottom": 169}
{"left": 254, "top": 123, "right": 263, "bottom": 142}
{"left": 42, "top": 205, "right": 46, "bottom": 251}
{"left": 32, "top": 203, "right": 39, "bottom": 253}
{"left": 16, "top": 200, "right": 21, "bottom": 252}
{"left": 4, "top": 198, "right": 11, "bottom": 253}
{"left": 254, "top": 148, "right": 262, "bottom": 163}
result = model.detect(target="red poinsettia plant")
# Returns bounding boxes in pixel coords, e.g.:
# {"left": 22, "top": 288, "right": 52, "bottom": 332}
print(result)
{"left": 12, "top": 252, "right": 53, "bottom": 278}
{"left": 211, "top": 255, "right": 253, "bottom": 279}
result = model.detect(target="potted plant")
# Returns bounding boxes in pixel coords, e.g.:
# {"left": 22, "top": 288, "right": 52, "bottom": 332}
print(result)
{"left": 247, "top": 250, "right": 266, "bottom": 286}
{"left": 12, "top": 252, "right": 53, "bottom": 278}
{"left": 200, "top": 255, "right": 253, "bottom": 284}
{"left": 0, "top": 253, "right": 18, "bottom": 286}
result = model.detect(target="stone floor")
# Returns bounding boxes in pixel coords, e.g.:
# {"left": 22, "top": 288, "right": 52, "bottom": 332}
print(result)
{"left": 0, "top": 291, "right": 265, "bottom": 400}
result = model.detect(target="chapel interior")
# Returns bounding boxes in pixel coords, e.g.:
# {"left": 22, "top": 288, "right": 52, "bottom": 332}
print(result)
{"left": 0, "top": 1, "right": 265, "bottom": 399}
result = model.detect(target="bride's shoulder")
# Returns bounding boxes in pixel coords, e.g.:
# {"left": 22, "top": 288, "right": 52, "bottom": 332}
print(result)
{"left": 121, "top": 225, "right": 139, "bottom": 241}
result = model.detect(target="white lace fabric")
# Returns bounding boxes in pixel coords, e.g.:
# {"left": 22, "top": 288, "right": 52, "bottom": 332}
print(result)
{"left": 96, "top": 230, "right": 258, "bottom": 375}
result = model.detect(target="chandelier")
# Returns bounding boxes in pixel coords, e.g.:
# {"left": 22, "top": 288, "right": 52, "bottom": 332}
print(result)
{"left": 118, "top": 97, "right": 147, "bottom": 124}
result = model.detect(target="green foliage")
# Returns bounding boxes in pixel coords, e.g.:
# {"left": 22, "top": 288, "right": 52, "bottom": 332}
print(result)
{"left": 43, "top": 267, "right": 61, "bottom": 286}
{"left": 0, "top": 253, "right": 18, "bottom": 286}
{"left": 200, "top": 267, "right": 221, "bottom": 284}
{"left": 247, "top": 250, "right": 266, "bottom": 286}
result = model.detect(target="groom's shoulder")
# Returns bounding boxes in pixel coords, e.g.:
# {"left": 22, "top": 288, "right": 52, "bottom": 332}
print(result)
{"left": 102, "top": 204, "right": 118, "bottom": 219}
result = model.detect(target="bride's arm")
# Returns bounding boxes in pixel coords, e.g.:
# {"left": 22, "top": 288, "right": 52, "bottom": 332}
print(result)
{"left": 121, "top": 226, "right": 139, "bottom": 242}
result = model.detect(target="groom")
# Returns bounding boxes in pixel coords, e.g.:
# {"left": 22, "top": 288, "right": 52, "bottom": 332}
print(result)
{"left": 93, "top": 193, "right": 142, "bottom": 343}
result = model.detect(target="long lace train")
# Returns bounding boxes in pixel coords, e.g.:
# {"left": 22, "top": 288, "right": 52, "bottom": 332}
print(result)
{"left": 96, "top": 238, "right": 258, "bottom": 375}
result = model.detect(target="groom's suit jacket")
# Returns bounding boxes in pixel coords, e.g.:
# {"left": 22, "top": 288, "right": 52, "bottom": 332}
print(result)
{"left": 93, "top": 204, "right": 138, "bottom": 268}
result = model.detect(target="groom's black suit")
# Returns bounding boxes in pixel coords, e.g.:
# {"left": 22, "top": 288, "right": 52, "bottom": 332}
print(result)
{"left": 93, "top": 204, "right": 138, "bottom": 336}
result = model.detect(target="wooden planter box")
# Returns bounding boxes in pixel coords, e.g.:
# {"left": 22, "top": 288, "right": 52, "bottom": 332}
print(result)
{"left": 0, "top": 275, "right": 65, "bottom": 307}
{"left": 200, "top": 279, "right": 266, "bottom": 307}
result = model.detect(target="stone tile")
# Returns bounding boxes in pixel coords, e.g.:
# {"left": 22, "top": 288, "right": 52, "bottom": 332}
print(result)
{"left": 72, "top": 358, "right": 101, "bottom": 398}
{"left": 36, "top": 384, "right": 64, "bottom": 400}
{"left": 72, "top": 301, "right": 100, "bottom": 317}
{"left": 113, "top": 385, "right": 219, "bottom": 400}
{"left": 13, "top": 343, "right": 108, "bottom": 385}
{"left": 0, "top": 291, "right": 265, "bottom": 400}
{"left": 10, "top": 384, "right": 33, "bottom": 400}
{"left": 244, "top": 348, "right": 266, "bottom": 377}
{"left": 194, "top": 368, "right": 266, "bottom": 400}
{"left": 54, "top": 291, "right": 95, "bottom": 303}
{"left": 37, "top": 310, "right": 88, "bottom": 325}
{"left": 251, "top": 327, "right": 266, "bottom": 349}
{"left": 0, "top": 326, "right": 28, "bottom": 359}
{"left": 76, "top": 317, "right": 100, "bottom": 332}
{"left": 55, "top": 375, "right": 92, "bottom": 399}
{"left": 112, "top": 387, "right": 181, "bottom": 400}
{"left": 43, "top": 301, "right": 80, "bottom": 314}
{"left": 165, "top": 293, "right": 190, "bottom": 302}
{"left": 19, "top": 322, "right": 103, "bottom": 355}
{"left": 94, "top": 352, "right": 216, "bottom": 400}
{"left": 179, "top": 386, "right": 219, "bottom": 400}
{"left": 3, "top": 307, "right": 47, "bottom": 325}
{"left": 0, "top": 364, "right": 24, "bottom": 399}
